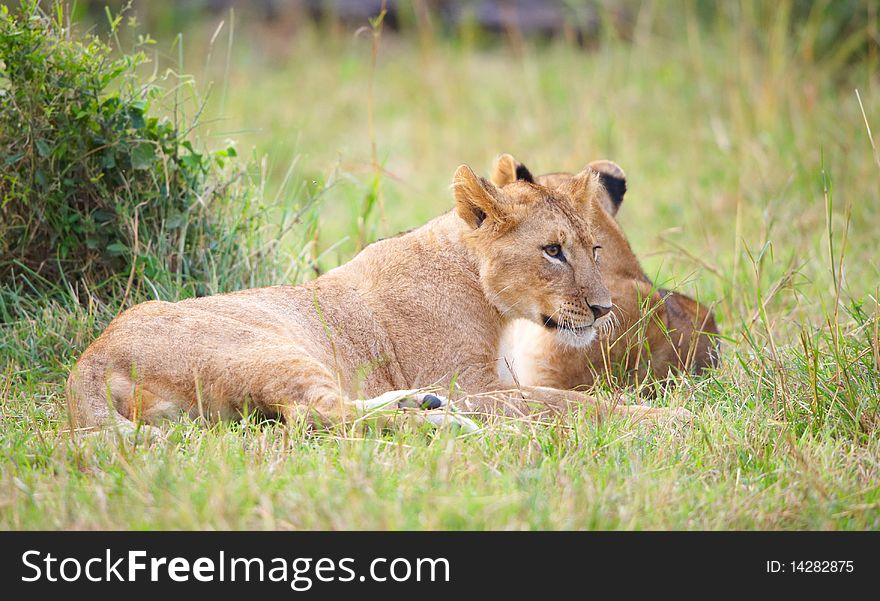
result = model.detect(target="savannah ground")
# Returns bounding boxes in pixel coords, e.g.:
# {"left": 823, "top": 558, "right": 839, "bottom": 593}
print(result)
{"left": 2, "top": 1, "right": 879, "bottom": 529}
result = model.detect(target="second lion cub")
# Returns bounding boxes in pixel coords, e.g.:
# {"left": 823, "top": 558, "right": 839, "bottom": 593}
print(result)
{"left": 492, "top": 154, "right": 718, "bottom": 391}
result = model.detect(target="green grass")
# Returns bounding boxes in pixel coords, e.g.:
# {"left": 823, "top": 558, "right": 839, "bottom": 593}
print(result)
{"left": 2, "top": 3, "right": 880, "bottom": 529}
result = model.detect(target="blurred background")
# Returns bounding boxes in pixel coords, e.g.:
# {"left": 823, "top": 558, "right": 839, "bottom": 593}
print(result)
{"left": 4, "top": 0, "right": 880, "bottom": 333}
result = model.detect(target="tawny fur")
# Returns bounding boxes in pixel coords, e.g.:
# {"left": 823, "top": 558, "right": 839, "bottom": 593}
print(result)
{"left": 491, "top": 154, "right": 719, "bottom": 391}
{"left": 67, "top": 164, "right": 687, "bottom": 433}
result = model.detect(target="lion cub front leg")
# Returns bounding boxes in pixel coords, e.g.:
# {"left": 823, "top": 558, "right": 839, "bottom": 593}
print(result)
{"left": 227, "top": 351, "right": 476, "bottom": 433}
{"left": 274, "top": 376, "right": 478, "bottom": 433}
{"left": 354, "top": 389, "right": 479, "bottom": 433}
{"left": 519, "top": 386, "right": 693, "bottom": 424}
{"left": 458, "top": 385, "right": 692, "bottom": 425}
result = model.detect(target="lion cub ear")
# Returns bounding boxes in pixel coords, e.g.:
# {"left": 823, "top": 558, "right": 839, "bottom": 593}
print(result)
{"left": 453, "top": 164, "right": 505, "bottom": 229}
{"left": 490, "top": 153, "right": 534, "bottom": 187}
{"left": 588, "top": 159, "right": 627, "bottom": 216}
{"left": 561, "top": 167, "right": 604, "bottom": 209}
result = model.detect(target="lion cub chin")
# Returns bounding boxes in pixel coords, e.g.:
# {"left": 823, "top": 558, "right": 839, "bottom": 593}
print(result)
{"left": 68, "top": 161, "right": 690, "bottom": 436}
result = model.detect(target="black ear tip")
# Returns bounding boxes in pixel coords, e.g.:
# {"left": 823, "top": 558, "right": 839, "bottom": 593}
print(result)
{"left": 515, "top": 163, "right": 535, "bottom": 183}
{"left": 598, "top": 172, "right": 626, "bottom": 208}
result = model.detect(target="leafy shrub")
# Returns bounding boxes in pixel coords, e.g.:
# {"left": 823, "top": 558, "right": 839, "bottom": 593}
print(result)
{"left": 0, "top": 1, "right": 309, "bottom": 306}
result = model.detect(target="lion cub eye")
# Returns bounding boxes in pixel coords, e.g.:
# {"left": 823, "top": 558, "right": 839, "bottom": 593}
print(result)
{"left": 542, "top": 244, "right": 565, "bottom": 262}
{"left": 592, "top": 245, "right": 602, "bottom": 261}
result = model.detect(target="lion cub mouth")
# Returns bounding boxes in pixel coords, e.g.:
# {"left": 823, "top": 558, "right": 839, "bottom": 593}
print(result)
{"left": 540, "top": 314, "right": 593, "bottom": 334}
{"left": 541, "top": 314, "right": 601, "bottom": 348}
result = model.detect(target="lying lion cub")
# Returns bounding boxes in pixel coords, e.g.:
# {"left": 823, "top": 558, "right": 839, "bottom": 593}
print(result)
{"left": 492, "top": 154, "right": 718, "bottom": 391}
{"left": 67, "top": 163, "right": 687, "bottom": 435}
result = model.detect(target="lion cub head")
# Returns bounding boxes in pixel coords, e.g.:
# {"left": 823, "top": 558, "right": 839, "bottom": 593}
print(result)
{"left": 452, "top": 163, "right": 614, "bottom": 348}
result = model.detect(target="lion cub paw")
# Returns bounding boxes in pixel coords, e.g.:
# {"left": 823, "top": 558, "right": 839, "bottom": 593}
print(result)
{"left": 354, "top": 389, "right": 479, "bottom": 434}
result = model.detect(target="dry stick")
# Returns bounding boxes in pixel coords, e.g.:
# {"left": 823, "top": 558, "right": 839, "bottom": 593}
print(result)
{"left": 119, "top": 202, "right": 144, "bottom": 311}
{"left": 855, "top": 89, "right": 880, "bottom": 170}
{"left": 873, "top": 288, "right": 880, "bottom": 375}
{"left": 366, "top": 1, "right": 388, "bottom": 237}
{"left": 202, "top": 19, "right": 225, "bottom": 93}
{"left": 630, "top": 294, "right": 647, "bottom": 392}
{"left": 856, "top": 88, "right": 880, "bottom": 382}
{"left": 833, "top": 124, "right": 856, "bottom": 413}
{"left": 800, "top": 328, "right": 820, "bottom": 419}
{"left": 367, "top": 5, "right": 384, "bottom": 170}
{"left": 747, "top": 240, "right": 786, "bottom": 412}
{"left": 221, "top": 8, "right": 235, "bottom": 117}
{"left": 825, "top": 158, "right": 855, "bottom": 409}
{"left": 821, "top": 165, "right": 840, "bottom": 372}
{"left": 748, "top": 257, "right": 803, "bottom": 326}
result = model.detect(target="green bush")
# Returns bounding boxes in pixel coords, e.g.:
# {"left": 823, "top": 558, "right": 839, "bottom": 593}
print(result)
{"left": 0, "top": 1, "right": 308, "bottom": 306}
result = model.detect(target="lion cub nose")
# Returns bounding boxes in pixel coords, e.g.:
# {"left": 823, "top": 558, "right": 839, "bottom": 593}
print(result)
{"left": 590, "top": 304, "right": 612, "bottom": 320}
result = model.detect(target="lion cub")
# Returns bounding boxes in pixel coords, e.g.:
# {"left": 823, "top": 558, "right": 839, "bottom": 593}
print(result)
{"left": 67, "top": 163, "right": 687, "bottom": 435}
{"left": 492, "top": 155, "right": 718, "bottom": 391}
